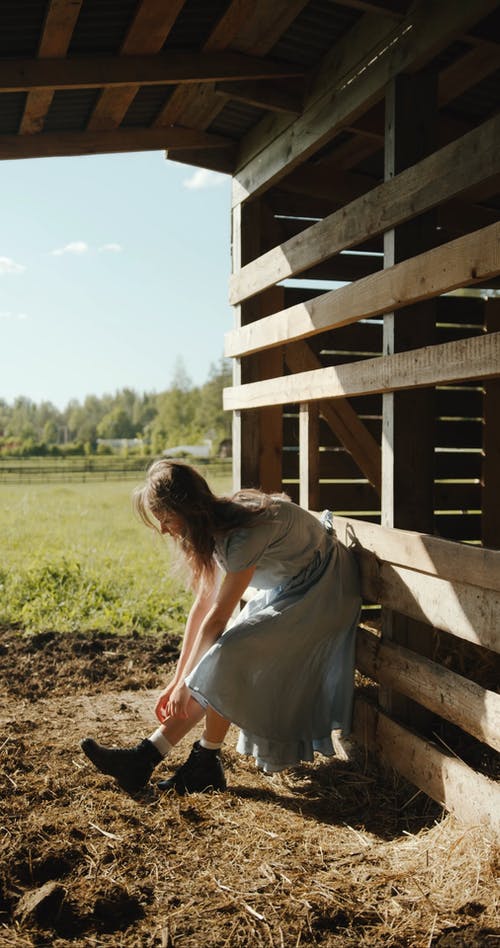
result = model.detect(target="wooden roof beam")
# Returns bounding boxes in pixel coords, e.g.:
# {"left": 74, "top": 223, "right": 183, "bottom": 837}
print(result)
{"left": 233, "top": 0, "right": 500, "bottom": 205}
{"left": 88, "top": 0, "right": 187, "bottom": 131}
{"left": 0, "top": 126, "right": 233, "bottom": 161}
{"left": 214, "top": 79, "right": 304, "bottom": 116}
{"left": 20, "top": 0, "right": 83, "bottom": 134}
{"left": 0, "top": 52, "right": 304, "bottom": 93}
{"left": 161, "top": 0, "right": 309, "bottom": 136}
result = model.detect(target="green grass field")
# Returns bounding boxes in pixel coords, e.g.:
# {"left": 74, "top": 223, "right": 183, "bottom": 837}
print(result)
{"left": 0, "top": 465, "right": 233, "bottom": 635}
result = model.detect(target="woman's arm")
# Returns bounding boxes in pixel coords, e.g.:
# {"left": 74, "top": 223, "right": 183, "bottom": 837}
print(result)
{"left": 154, "top": 569, "right": 222, "bottom": 719}
{"left": 161, "top": 565, "right": 256, "bottom": 721}
{"left": 173, "top": 569, "right": 223, "bottom": 682}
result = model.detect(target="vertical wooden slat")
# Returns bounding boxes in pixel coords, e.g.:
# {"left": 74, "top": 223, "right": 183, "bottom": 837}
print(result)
{"left": 299, "top": 403, "right": 320, "bottom": 509}
{"left": 231, "top": 194, "right": 283, "bottom": 492}
{"left": 482, "top": 298, "right": 500, "bottom": 550}
{"left": 381, "top": 71, "right": 438, "bottom": 726}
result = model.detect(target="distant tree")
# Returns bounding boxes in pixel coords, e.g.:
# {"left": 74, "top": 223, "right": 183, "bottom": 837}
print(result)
{"left": 42, "top": 420, "right": 58, "bottom": 445}
{"left": 97, "top": 407, "right": 136, "bottom": 440}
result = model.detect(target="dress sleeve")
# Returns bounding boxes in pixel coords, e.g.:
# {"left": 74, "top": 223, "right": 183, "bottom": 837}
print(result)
{"left": 220, "top": 521, "right": 273, "bottom": 573}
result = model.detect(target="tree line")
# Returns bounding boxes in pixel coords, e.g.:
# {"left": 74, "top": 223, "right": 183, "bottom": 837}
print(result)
{"left": 0, "top": 358, "right": 233, "bottom": 457}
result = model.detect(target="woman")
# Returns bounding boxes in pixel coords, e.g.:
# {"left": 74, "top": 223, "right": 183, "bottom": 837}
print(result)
{"left": 81, "top": 459, "right": 361, "bottom": 795}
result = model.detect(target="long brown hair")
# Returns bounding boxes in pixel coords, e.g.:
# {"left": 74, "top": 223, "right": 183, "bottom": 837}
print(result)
{"left": 133, "top": 459, "right": 279, "bottom": 586}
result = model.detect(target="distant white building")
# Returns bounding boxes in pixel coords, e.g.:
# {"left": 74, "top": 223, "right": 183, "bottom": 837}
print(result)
{"left": 97, "top": 438, "right": 144, "bottom": 449}
{"left": 163, "top": 442, "right": 212, "bottom": 459}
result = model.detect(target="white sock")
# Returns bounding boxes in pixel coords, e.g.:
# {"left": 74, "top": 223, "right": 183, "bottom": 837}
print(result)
{"left": 200, "top": 735, "right": 223, "bottom": 750}
{"left": 148, "top": 728, "right": 173, "bottom": 758}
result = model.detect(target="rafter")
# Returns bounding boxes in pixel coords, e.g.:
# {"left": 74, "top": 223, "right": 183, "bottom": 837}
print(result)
{"left": 0, "top": 52, "right": 304, "bottom": 94}
{"left": 88, "top": 0, "right": 186, "bottom": 131}
{"left": 161, "top": 0, "right": 309, "bottom": 141}
{"left": 233, "top": 0, "right": 499, "bottom": 205}
{"left": 0, "top": 126, "right": 232, "bottom": 161}
{"left": 20, "top": 0, "right": 83, "bottom": 134}
{"left": 215, "top": 79, "right": 304, "bottom": 115}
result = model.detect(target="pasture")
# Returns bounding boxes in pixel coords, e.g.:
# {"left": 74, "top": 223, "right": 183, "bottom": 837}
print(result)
{"left": 0, "top": 468, "right": 498, "bottom": 946}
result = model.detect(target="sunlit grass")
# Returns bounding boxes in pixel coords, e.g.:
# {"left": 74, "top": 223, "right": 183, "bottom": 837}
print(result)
{"left": 0, "top": 466, "right": 233, "bottom": 635}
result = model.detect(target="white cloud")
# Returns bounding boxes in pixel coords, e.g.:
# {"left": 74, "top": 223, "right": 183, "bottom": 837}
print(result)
{"left": 0, "top": 256, "right": 26, "bottom": 275}
{"left": 98, "top": 243, "right": 123, "bottom": 253}
{"left": 0, "top": 310, "right": 28, "bottom": 320}
{"left": 183, "top": 169, "right": 226, "bottom": 191}
{"left": 51, "top": 241, "right": 89, "bottom": 256}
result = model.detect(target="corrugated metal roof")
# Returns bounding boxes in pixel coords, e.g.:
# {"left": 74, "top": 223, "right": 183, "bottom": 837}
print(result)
{"left": 0, "top": 0, "right": 47, "bottom": 58}
{"left": 163, "top": 0, "right": 231, "bottom": 51}
{"left": 121, "top": 86, "right": 174, "bottom": 128}
{"left": 271, "top": 0, "right": 363, "bottom": 67}
{"left": 0, "top": 92, "right": 27, "bottom": 134}
{"left": 43, "top": 90, "right": 101, "bottom": 132}
{"left": 209, "top": 101, "right": 267, "bottom": 141}
{"left": 68, "top": 0, "right": 138, "bottom": 56}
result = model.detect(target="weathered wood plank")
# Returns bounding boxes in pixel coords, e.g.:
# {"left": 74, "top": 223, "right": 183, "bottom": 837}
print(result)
{"left": 329, "top": 514, "right": 500, "bottom": 592}
{"left": 0, "top": 126, "right": 232, "bottom": 161}
{"left": 88, "top": 0, "right": 186, "bottom": 131}
{"left": 299, "top": 404, "right": 320, "bottom": 510}
{"left": 215, "top": 79, "right": 303, "bottom": 115}
{"left": 20, "top": 0, "right": 84, "bottom": 134}
{"left": 161, "top": 0, "right": 309, "bottom": 131}
{"left": 224, "top": 333, "right": 500, "bottom": 411}
{"left": 356, "top": 627, "right": 500, "bottom": 752}
{"left": 232, "top": 0, "right": 500, "bottom": 204}
{"left": 359, "top": 560, "right": 500, "bottom": 653}
{"left": 229, "top": 114, "right": 500, "bottom": 306}
{"left": 0, "top": 52, "right": 304, "bottom": 93}
{"left": 352, "top": 698, "right": 500, "bottom": 833}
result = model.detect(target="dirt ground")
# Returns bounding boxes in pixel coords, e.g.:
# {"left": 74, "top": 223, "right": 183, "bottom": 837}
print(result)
{"left": 0, "top": 628, "right": 498, "bottom": 947}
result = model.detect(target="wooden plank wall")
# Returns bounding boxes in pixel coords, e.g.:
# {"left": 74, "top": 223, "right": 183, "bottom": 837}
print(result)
{"left": 226, "top": 4, "right": 500, "bottom": 827}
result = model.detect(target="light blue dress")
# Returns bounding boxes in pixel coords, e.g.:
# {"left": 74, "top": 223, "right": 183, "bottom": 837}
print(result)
{"left": 185, "top": 499, "right": 361, "bottom": 772}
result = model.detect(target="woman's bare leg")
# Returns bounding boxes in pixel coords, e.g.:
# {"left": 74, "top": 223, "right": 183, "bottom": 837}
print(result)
{"left": 203, "top": 706, "right": 231, "bottom": 744}
{"left": 158, "top": 696, "right": 205, "bottom": 745}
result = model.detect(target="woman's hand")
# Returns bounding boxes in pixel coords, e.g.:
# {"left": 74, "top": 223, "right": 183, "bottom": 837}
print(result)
{"left": 166, "top": 681, "right": 191, "bottom": 720}
{"left": 155, "top": 680, "right": 191, "bottom": 722}
{"left": 155, "top": 679, "right": 179, "bottom": 723}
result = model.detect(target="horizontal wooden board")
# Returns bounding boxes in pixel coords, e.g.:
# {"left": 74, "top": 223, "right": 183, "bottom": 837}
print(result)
{"left": 360, "top": 560, "right": 500, "bottom": 652}
{"left": 230, "top": 115, "right": 500, "bottom": 305}
{"left": 225, "top": 332, "right": 500, "bottom": 409}
{"left": 329, "top": 515, "right": 500, "bottom": 591}
{"left": 352, "top": 698, "right": 500, "bottom": 833}
{"left": 356, "top": 627, "right": 500, "bottom": 752}
{"left": 226, "top": 220, "right": 500, "bottom": 356}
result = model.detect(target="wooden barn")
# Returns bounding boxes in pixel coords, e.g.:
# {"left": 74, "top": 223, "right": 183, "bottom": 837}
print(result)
{"left": 2, "top": 0, "right": 499, "bottom": 829}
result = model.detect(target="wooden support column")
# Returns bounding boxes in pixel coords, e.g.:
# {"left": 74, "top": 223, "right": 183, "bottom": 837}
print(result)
{"left": 482, "top": 299, "right": 500, "bottom": 550}
{"left": 381, "top": 71, "right": 438, "bottom": 726}
{"left": 299, "top": 403, "right": 320, "bottom": 510}
{"left": 231, "top": 192, "right": 283, "bottom": 492}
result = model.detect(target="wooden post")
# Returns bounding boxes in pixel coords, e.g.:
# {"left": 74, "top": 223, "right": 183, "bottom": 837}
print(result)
{"left": 231, "top": 190, "right": 283, "bottom": 492}
{"left": 482, "top": 298, "right": 500, "bottom": 550}
{"left": 299, "top": 403, "right": 320, "bottom": 509}
{"left": 381, "top": 71, "right": 438, "bottom": 726}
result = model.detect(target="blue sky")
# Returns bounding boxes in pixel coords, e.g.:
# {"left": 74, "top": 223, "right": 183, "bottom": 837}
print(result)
{"left": 1, "top": 152, "right": 233, "bottom": 409}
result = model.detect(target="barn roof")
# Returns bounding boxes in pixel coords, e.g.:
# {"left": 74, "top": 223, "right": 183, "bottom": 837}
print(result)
{"left": 0, "top": 0, "right": 498, "bottom": 185}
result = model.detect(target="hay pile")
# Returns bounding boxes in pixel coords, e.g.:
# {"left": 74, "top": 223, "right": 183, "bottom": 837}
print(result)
{"left": 0, "top": 629, "right": 498, "bottom": 946}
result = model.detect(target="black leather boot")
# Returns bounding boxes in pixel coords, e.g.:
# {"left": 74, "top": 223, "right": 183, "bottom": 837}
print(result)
{"left": 80, "top": 737, "right": 162, "bottom": 794}
{"left": 158, "top": 741, "right": 226, "bottom": 795}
